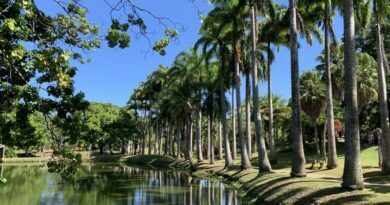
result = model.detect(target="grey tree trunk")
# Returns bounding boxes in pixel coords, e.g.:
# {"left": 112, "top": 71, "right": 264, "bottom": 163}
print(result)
{"left": 322, "top": 119, "right": 328, "bottom": 161}
{"left": 245, "top": 74, "right": 252, "bottom": 159}
{"left": 196, "top": 106, "right": 203, "bottom": 162}
{"left": 210, "top": 112, "right": 215, "bottom": 164}
{"left": 325, "top": 0, "right": 338, "bottom": 169}
{"left": 313, "top": 121, "right": 321, "bottom": 158}
{"left": 250, "top": 4, "right": 272, "bottom": 172}
{"left": 375, "top": 15, "right": 390, "bottom": 174}
{"left": 231, "top": 86, "right": 237, "bottom": 160}
{"left": 376, "top": 129, "right": 383, "bottom": 168}
{"left": 289, "top": 0, "right": 306, "bottom": 177}
{"left": 221, "top": 77, "right": 233, "bottom": 166}
{"left": 176, "top": 126, "right": 181, "bottom": 159}
{"left": 185, "top": 114, "right": 192, "bottom": 162}
{"left": 342, "top": 0, "right": 364, "bottom": 189}
{"left": 235, "top": 59, "right": 252, "bottom": 169}
{"left": 207, "top": 114, "right": 211, "bottom": 160}
{"left": 267, "top": 42, "right": 276, "bottom": 163}
{"left": 218, "top": 120, "right": 223, "bottom": 160}
{"left": 169, "top": 126, "right": 174, "bottom": 156}
{"left": 148, "top": 112, "right": 153, "bottom": 155}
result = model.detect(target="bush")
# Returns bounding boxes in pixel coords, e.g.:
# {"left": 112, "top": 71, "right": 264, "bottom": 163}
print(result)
{"left": 4, "top": 147, "right": 17, "bottom": 158}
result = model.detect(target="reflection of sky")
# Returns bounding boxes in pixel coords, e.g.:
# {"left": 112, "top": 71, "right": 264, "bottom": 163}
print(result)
{"left": 1, "top": 165, "right": 242, "bottom": 205}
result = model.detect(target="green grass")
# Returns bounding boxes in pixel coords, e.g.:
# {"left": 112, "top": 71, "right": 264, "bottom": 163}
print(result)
{"left": 123, "top": 144, "right": 390, "bottom": 204}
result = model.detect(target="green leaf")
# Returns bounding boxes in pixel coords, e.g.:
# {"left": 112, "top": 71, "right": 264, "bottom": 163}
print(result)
{"left": 0, "top": 177, "right": 7, "bottom": 184}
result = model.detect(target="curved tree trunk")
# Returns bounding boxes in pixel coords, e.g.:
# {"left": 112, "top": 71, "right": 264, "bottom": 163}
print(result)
{"left": 235, "top": 57, "right": 252, "bottom": 169}
{"left": 289, "top": 0, "right": 306, "bottom": 177}
{"left": 342, "top": 0, "right": 364, "bottom": 189}
{"left": 250, "top": 4, "right": 272, "bottom": 172}
{"left": 231, "top": 86, "right": 237, "bottom": 160}
{"left": 376, "top": 23, "right": 390, "bottom": 174}
{"left": 221, "top": 76, "right": 233, "bottom": 166}
{"left": 267, "top": 42, "right": 276, "bottom": 164}
{"left": 245, "top": 74, "right": 252, "bottom": 159}
{"left": 375, "top": 8, "right": 390, "bottom": 174}
{"left": 325, "top": 0, "right": 338, "bottom": 169}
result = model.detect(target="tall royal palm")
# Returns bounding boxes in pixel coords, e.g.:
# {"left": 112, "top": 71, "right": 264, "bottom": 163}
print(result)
{"left": 250, "top": 0, "right": 272, "bottom": 172}
{"left": 258, "top": 4, "right": 289, "bottom": 163}
{"left": 289, "top": 0, "right": 306, "bottom": 177}
{"left": 373, "top": 0, "right": 390, "bottom": 174}
{"left": 342, "top": 0, "right": 364, "bottom": 189}
{"left": 324, "top": 0, "right": 339, "bottom": 169}
{"left": 195, "top": 11, "right": 234, "bottom": 166}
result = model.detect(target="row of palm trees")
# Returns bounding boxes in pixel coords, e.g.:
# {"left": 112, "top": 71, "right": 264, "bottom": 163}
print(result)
{"left": 128, "top": 0, "right": 389, "bottom": 190}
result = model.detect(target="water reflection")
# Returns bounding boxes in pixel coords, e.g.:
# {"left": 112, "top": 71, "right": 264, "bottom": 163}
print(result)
{"left": 0, "top": 164, "right": 243, "bottom": 205}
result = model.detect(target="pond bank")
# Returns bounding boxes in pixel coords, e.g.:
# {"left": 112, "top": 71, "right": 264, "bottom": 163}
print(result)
{"left": 122, "top": 155, "right": 390, "bottom": 205}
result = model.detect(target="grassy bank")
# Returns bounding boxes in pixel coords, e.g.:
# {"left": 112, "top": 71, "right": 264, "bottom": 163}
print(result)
{"left": 122, "top": 149, "right": 390, "bottom": 205}
{"left": 0, "top": 151, "right": 122, "bottom": 164}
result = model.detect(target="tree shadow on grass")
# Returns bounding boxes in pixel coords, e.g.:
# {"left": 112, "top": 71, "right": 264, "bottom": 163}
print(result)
{"left": 294, "top": 187, "right": 348, "bottom": 204}
{"left": 326, "top": 194, "right": 374, "bottom": 204}
{"left": 364, "top": 170, "right": 390, "bottom": 185}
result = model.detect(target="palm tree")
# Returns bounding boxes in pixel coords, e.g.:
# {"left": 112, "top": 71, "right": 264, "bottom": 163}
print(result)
{"left": 300, "top": 71, "right": 326, "bottom": 159}
{"left": 323, "top": 0, "right": 339, "bottom": 169}
{"left": 169, "top": 49, "right": 206, "bottom": 162}
{"left": 341, "top": 0, "right": 364, "bottom": 190}
{"left": 373, "top": 0, "right": 390, "bottom": 174}
{"left": 289, "top": 0, "right": 306, "bottom": 177}
{"left": 250, "top": 1, "right": 272, "bottom": 172}
{"left": 195, "top": 11, "right": 234, "bottom": 166}
{"left": 258, "top": 4, "right": 289, "bottom": 163}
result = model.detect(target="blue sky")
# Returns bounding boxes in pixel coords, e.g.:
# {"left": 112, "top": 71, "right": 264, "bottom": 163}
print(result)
{"left": 36, "top": 0, "right": 344, "bottom": 107}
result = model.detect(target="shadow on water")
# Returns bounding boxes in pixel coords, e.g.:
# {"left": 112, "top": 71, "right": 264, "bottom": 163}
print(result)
{"left": 0, "top": 164, "right": 245, "bottom": 205}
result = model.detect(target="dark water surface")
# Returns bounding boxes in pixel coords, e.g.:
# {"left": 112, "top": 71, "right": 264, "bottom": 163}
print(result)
{"left": 0, "top": 164, "right": 244, "bottom": 205}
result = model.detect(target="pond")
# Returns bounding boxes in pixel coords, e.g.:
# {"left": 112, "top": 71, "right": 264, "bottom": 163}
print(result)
{"left": 0, "top": 164, "right": 244, "bottom": 205}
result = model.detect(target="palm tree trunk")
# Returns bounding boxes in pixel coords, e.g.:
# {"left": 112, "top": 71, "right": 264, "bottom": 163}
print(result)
{"left": 176, "top": 125, "right": 181, "bottom": 159}
{"left": 218, "top": 120, "right": 223, "bottom": 160}
{"left": 245, "top": 74, "right": 252, "bottom": 159}
{"left": 207, "top": 113, "right": 211, "bottom": 160}
{"left": 235, "top": 57, "right": 252, "bottom": 169}
{"left": 169, "top": 125, "right": 174, "bottom": 156}
{"left": 148, "top": 112, "right": 153, "bottom": 155}
{"left": 375, "top": 13, "right": 390, "bottom": 174}
{"left": 342, "top": 0, "right": 364, "bottom": 189}
{"left": 289, "top": 0, "right": 306, "bottom": 177}
{"left": 313, "top": 120, "right": 321, "bottom": 158}
{"left": 232, "top": 86, "right": 237, "bottom": 160}
{"left": 325, "top": 0, "right": 338, "bottom": 169}
{"left": 210, "top": 111, "right": 215, "bottom": 164}
{"left": 322, "top": 118, "right": 328, "bottom": 161}
{"left": 154, "top": 123, "right": 159, "bottom": 155}
{"left": 196, "top": 106, "right": 203, "bottom": 162}
{"left": 185, "top": 113, "right": 192, "bottom": 162}
{"left": 250, "top": 3, "right": 272, "bottom": 172}
{"left": 267, "top": 41, "right": 276, "bottom": 164}
{"left": 221, "top": 76, "right": 233, "bottom": 166}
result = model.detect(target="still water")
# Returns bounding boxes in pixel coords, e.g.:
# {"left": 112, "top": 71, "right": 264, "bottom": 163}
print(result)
{"left": 0, "top": 164, "right": 244, "bottom": 205}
